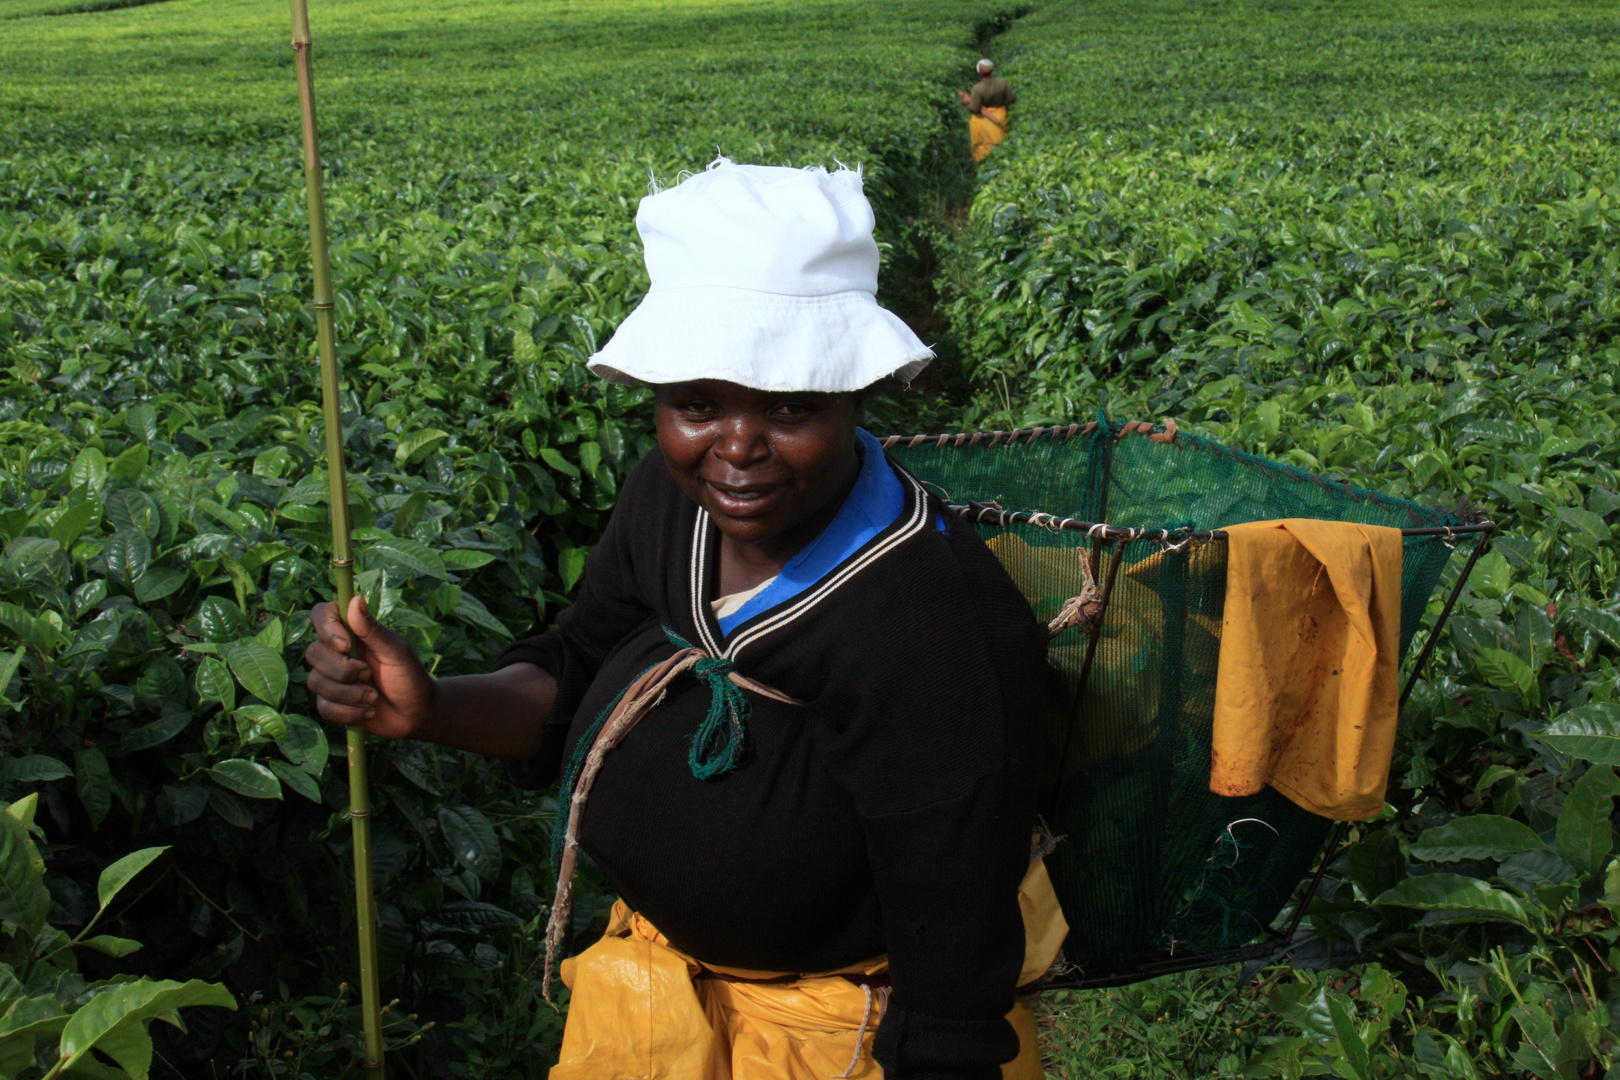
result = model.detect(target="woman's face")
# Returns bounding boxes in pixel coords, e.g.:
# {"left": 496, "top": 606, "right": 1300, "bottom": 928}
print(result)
{"left": 654, "top": 380, "right": 862, "bottom": 550}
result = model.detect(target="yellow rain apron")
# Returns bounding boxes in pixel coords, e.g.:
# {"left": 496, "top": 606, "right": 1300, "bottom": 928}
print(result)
{"left": 970, "top": 106, "right": 1010, "bottom": 163}
{"left": 1209, "top": 519, "right": 1403, "bottom": 820}
{"left": 550, "top": 857, "right": 1069, "bottom": 1080}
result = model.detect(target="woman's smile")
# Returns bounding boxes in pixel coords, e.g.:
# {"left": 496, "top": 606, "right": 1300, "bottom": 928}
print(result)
{"left": 702, "top": 476, "right": 789, "bottom": 515}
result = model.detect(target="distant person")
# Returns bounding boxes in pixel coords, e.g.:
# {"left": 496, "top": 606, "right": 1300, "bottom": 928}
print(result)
{"left": 960, "top": 58, "right": 1017, "bottom": 162}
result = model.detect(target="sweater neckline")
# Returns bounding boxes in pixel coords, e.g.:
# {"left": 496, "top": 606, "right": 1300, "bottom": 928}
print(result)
{"left": 686, "top": 441, "right": 935, "bottom": 663}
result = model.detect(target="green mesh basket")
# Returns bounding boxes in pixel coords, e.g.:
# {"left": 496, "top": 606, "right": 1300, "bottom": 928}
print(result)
{"left": 885, "top": 417, "right": 1489, "bottom": 985}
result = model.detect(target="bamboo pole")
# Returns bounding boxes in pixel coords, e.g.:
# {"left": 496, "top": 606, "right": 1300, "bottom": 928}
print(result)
{"left": 288, "top": 4, "right": 385, "bottom": 1077}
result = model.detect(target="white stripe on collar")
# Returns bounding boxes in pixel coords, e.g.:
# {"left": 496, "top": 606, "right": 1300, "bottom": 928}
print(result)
{"left": 686, "top": 469, "right": 933, "bottom": 664}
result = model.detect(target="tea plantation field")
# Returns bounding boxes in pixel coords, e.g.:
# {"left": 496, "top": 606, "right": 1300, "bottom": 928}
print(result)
{"left": 956, "top": 0, "right": 1620, "bottom": 1075}
{"left": 3, "top": 0, "right": 1620, "bottom": 1074}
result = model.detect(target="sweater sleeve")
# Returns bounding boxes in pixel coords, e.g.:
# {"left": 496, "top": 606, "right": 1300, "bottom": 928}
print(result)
{"left": 814, "top": 524, "right": 1048, "bottom": 1079}
{"left": 493, "top": 452, "right": 664, "bottom": 788}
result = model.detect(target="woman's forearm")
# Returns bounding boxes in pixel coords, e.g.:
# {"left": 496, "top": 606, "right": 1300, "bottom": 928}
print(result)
{"left": 413, "top": 662, "right": 558, "bottom": 759}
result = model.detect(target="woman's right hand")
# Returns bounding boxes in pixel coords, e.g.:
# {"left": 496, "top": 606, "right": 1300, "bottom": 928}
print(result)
{"left": 305, "top": 595, "right": 436, "bottom": 740}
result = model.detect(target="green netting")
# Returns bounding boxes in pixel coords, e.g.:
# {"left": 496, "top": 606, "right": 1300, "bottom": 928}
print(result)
{"left": 887, "top": 418, "right": 1475, "bottom": 982}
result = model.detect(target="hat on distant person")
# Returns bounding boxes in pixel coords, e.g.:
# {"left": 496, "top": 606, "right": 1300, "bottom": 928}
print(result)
{"left": 586, "top": 158, "right": 933, "bottom": 393}
{"left": 976, "top": 58, "right": 995, "bottom": 73}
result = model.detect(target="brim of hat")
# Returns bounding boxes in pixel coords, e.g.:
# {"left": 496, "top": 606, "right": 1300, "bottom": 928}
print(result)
{"left": 586, "top": 287, "right": 933, "bottom": 393}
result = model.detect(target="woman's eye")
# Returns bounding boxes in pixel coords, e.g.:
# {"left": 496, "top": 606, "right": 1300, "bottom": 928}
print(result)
{"left": 770, "top": 403, "right": 813, "bottom": 421}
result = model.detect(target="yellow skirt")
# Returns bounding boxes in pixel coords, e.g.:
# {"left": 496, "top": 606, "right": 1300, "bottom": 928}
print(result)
{"left": 970, "top": 106, "right": 1010, "bottom": 162}
{"left": 550, "top": 859, "right": 1069, "bottom": 1079}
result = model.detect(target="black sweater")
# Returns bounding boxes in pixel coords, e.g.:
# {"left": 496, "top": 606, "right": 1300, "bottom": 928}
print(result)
{"left": 496, "top": 448, "right": 1047, "bottom": 1079}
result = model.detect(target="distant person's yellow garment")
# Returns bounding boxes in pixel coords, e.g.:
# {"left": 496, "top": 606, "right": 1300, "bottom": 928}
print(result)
{"left": 1209, "top": 519, "right": 1404, "bottom": 820}
{"left": 971, "top": 106, "right": 1009, "bottom": 162}
{"left": 549, "top": 859, "right": 1068, "bottom": 1080}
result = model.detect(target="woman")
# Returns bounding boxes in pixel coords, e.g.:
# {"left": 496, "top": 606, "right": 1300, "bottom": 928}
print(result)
{"left": 305, "top": 160, "right": 1064, "bottom": 1079}
{"left": 960, "top": 58, "right": 1017, "bottom": 163}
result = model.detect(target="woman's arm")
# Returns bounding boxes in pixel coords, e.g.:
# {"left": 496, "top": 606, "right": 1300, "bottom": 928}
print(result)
{"left": 305, "top": 595, "right": 556, "bottom": 759}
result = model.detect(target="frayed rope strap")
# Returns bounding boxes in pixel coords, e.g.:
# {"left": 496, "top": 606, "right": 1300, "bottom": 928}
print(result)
{"left": 541, "top": 626, "right": 801, "bottom": 999}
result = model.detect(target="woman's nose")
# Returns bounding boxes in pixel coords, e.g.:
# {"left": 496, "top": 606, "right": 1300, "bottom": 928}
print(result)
{"left": 711, "top": 418, "right": 770, "bottom": 468}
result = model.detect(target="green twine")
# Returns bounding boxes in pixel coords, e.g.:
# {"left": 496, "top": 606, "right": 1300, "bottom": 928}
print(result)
{"left": 664, "top": 627, "right": 751, "bottom": 781}
{"left": 549, "top": 627, "right": 752, "bottom": 872}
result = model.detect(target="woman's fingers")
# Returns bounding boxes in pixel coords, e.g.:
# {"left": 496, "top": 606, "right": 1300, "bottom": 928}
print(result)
{"left": 313, "top": 691, "right": 373, "bottom": 727}
{"left": 305, "top": 594, "right": 434, "bottom": 740}
{"left": 306, "top": 668, "right": 377, "bottom": 710}
{"left": 311, "top": 600, "right": 353, "bottom": 653}
{"left": 339, "top": 595, "right": 414, "bottom": 669}
{"left": 303, "top": 637, "right": 373, "bottom": 685}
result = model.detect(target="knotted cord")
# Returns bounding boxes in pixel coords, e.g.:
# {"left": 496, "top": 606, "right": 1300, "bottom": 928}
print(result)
{"left": 541, "top": 626, "right": 800, "bottom": 1000}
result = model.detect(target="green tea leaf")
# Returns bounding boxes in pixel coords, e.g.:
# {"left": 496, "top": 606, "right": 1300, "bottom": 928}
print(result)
{"left": 0, "top": 804, "right": 50, "bottom": 937}
{"left": 104, "top": 529, "right": 152, "bottom": 590}
{"left": 1555, "top": 764, "right": 1620, "bottom": 875}
{"left": 441, "top": 549, "right": 497, "bottom": 570}
{"left": 438, "top": 805, "right": 501, "bottom": 881}
{"left": 208, "top": 788, "right": 254, "bottom": 828}
{"left": 1555, "top": 506, "right": 1610, "bottom": 542}
{"left": 1496, "top": 849, "right": 1577, "bottom": 893}
{"left": 49, "top": 500, "right": 98, "bottom": 550}
{"left": 1325, "top": 990, "right": 1370, "bottom": 1080}
{"left": 75, "top": 746, "right": 112, "bottom": 829}
{"left": 109, "top": 441, "right": 151, "bottom": 480}
{"left": 104, "top": 488, "right": 160, "bottom": 537}
{"left": 455, "top": 592, "right": 513, "bottom": 640}
{"left": 1538, "top": 703, "right": 1620, "bottom": 765}
{"left": 134, "top": 566, "right": 187, "bottom": 604}
{"left": 224, "top": 640, "right": 288, "bottom": 708}
{"left": 1572, "top": 607, "right": 1620, "bottom": 654}
{"left": 267, "top": 759, "right": 321, "bottom": 803}
{"left": 0, "top": 994, "right": 66, "bottom": 1039}
{"left": 57, "top": 979, "right": 235, "bottom": 1075}
{"left": 1372, "top": 873, "right": 1530, "bottom": 925}
{"left": 540, "top": 447, "right": 580, "bottom": 478}
{"left": 94, "top": 1016, "right": 155, "bottom": 1080}
{"left": 196, "top": 596, "right": 250, "bottom": 643}
{"left": 1409, "top": 815, "right": 1547, "bottom": 862}
{"left": 366, "top": 533, "right": 448, "bottom": 580}
{"left": 70, "top": 446, "right": 108, "bottom": 493}
{"left": 391, "top": 491, "right": 431, "bottom": 538}
{"left": 1472, "top": 647, "right": 1538, "bottom": 706}
{"left": 559, "top": 545, "right": 587, "bottom": 590}
{"left": 0, "top": 755, "right": 72, "bottom": 783}
{"left": 579, "top": 440, "right": 602, "bottom": 477}
{"left": 278, "top": 714, "right": 330, "bottom": 776}
{"left": 209, "top": 759, "right": 282, "bottom": 801}
{"left": 97, "top": 847, "right": 169, "bottom": 910}
{"left": 195, "top": 656, "right": 235, "bottom": 712}
{"left": 234, "top": 704, "right": 286, "bottom": 742}
{"left": 396, "top": 428, "right": 450, "bottom": 468}
{"left": 7, "top": 792, "right": 38, "bottom": 828}
{"left": 121, "top": 711, "right": 193, "bottom": 753}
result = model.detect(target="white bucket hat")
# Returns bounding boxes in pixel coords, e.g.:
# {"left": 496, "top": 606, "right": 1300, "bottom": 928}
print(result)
{"left": 586, "top": 158, "right": 933, "bottom": 393}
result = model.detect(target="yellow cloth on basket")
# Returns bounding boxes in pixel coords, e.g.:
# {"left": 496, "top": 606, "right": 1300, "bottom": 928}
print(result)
{"left": 970, "top": 106, "right": 1009, "bottom": 162}
{"left": 1209, "top": 519, "right": 1403, "bottom": 821}
{"left": 549, "top": 859, "right": 1068, "bottom": 1080}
